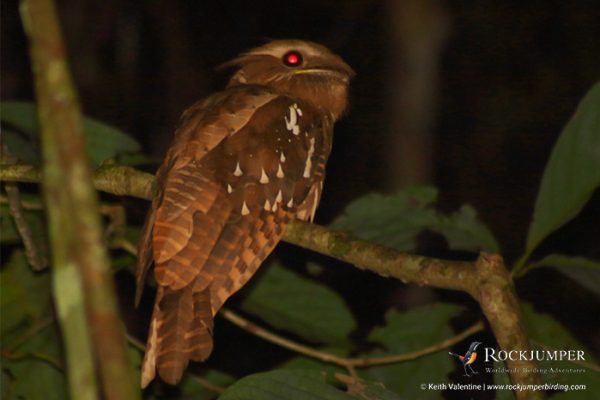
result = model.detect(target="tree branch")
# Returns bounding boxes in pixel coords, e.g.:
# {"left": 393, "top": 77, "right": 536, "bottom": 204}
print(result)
{"left": 18, "top": 0, "right": 137, "bottom": 398}
{"left": 4, "top": 184, "right": 48, "bottom": 270}
{"left": 0, "top": 163, "right": 543, "bottom": 399}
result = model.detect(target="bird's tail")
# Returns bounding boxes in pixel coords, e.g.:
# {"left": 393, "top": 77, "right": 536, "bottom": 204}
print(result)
{"left": 448, "top": 352, "right": 460, "bottom": 358}
{"left": 141, "top": 286, "right": 214, "bottom": 388}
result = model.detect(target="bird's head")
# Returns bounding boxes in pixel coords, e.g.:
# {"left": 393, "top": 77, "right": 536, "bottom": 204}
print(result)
{"left": 223, "top": 39, "right": 354, "bottom": 120}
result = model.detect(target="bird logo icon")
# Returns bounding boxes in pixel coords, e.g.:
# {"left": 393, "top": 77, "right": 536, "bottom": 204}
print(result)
{"left": 449, "top": 341, "right": 482, "bottom": 377}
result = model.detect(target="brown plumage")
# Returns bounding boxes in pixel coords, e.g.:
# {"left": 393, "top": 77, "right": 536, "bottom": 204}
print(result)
{"left": 135, "top": 39, "right": 353, "bottom": 387}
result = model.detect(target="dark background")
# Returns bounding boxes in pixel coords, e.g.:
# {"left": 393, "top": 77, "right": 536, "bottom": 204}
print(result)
{"left": 3, "top": 0, "right": 600, "bottom": 391}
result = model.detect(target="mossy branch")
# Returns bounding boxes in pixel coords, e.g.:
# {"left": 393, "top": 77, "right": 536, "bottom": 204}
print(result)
{"left": 17, "top": 0, "right": 137, "bottom": 399}
{"left": 1, "top": 163, "right": 543, "bottom": 399}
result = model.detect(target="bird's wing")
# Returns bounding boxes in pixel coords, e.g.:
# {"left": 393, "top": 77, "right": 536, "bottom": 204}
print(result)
{"left": 138, "top": 90, "right": 331, "bottom": 386}
{"left": 135, "top": 86, "right": 278, "bottom": 301}
{"left": 154, "top": 97, "right": 331, "bottom": 314}
{"left": 174, "top": 95, "right": 332, "bottom": 313}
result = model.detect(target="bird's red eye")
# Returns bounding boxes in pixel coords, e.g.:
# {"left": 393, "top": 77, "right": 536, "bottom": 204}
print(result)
{"left": 283, "top": 51, "right": 302, "bottom": 67}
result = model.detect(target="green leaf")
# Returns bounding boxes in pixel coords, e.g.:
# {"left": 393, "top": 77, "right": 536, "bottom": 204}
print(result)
{"left": 1, "top": 102, "right": 39, "bottom": 135}
{"left": 332, "top": 188, "right": 498, "bottom": 253}
{"left": 179, "top": 369, "right": 236, "bottom": 399}
{"left": 334, "top": 374, "right": 402, "bottom": 400}
{"left": 218, "top": 369, "right": 355, "bottom": 400}
{"left": 527, "top": 254, "right": 600, "bottom": 296}
{"left": 116, "top": 152, "right": 161, "bottom": 167}
{"left": 280, "top": 347, "right": 348, "bottom": 378}
{"left": 2, "top": 324, "right": 67, "bottom": 400}
{"left": 239, "top": 260, "right": 356, "bottom": 345}
{"left": 521, "top": 303, "right": 600, "bottom": 399}
{"left": 526, "top": 83, "right": 600, "bottom": 253}
{"left": 1, "top": 251, "right": 66, "bottom": 400}
{"left": 331, "top": 188, "right": 438, "bottom": 252}
{"left": 0, "top": 251, "right": 52, "bottom": 341}
{"left": 83, "top": 117, "right": 141, "bottom": 166}
{"left": 1, "top": 101, "right": 140, "bottom": 166}
{"left": 363, "top": 303, "right": 464, "bottom": 399}
{"left": 2, "top": 129, "right": 39, "bottom": 164}
{"left": 431, "top": 205, "right": 499, "bottom": 253}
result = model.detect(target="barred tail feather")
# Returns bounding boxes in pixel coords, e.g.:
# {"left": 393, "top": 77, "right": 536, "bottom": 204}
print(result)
{"left": 141, "top": 287, "right": 214, "bottom": 388}
{"left": 189, "top": 289, "right": 214, "bottom": 361}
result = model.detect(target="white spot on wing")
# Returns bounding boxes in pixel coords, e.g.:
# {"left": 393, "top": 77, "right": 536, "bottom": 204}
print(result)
{"left": 241, "top": 201, "right": 250, "bottom": 216}
{"left": 276, "top": 163, "right": 284, "bottom": 178}
{"left": 264, "top": 199, "right": 271, "bottom": 211}
{"left": 260, "top": 168, "right": 269, "bottom": 184}
{"left": 287, "top": 198, "right": 294, "bottom": 208}
{"left": 227, "top": 184, "right": 233, "bottom": 193}
{"left": 275, "top": 190, "right": 283, "bottom": 204}
{"left": 303, "top": 137, "right": 316, "bottom": 178}
{"left": 280, "top": 152, "right": 286, "bottom": 162}
{"left": 234, "top": 162, "right": 243, "bottom": 176}
{"left": 285, "top": 104, "right": 301, "bottom": 135}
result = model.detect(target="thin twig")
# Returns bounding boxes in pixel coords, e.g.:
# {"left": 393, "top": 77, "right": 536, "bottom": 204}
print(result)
{"left": 0, "top": 195, "right": 44, "bottom": 209}
{"left": 4, "top": 184, "right": 48, "bottom": 270}
{"left": 125, "top": 333, "right": 226, "bottom": 394}
{"left": 101, "top": 204, "right": 127, "bottom": 242}
{"left": 111, "top": 237, "right": 139, "bottom": 256}
{"left": 1, "top": 194, "right": 138, "bottom": 264}
{"left": 1, "top": 195, "right": 130, "bottom": 217}
{"left": 345, "top": 365, "right": 358, "bottom": 378}
{"left": 349, "top": 320, "right": 486, "bottom": 366}
{"left": 1, "top": 349, "right": 63, "bottom": 370}
{"left": 220, "top": 309, "right": 485, "bottom": 368}
{"left": 4, "top": 316, "right": 55, "bottom": 351}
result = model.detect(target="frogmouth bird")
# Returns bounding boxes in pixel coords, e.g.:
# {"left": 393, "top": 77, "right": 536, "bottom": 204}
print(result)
{"left": 135, "top": 39, "right": 353, "bottom": 387}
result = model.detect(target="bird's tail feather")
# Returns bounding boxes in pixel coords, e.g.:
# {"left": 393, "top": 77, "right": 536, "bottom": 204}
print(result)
{"left": 141, "top": 286, "right": 213, "bottom": 388}
{"left": 448, "top": 352, "right": 460, "bottom": 358}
